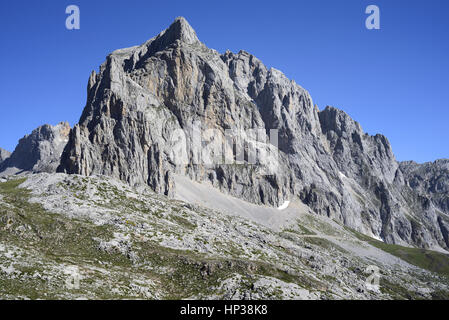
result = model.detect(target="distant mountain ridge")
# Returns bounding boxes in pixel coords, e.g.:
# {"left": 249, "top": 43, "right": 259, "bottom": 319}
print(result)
{"left": 0, "top": 122, "right": 70, "bottom": 175}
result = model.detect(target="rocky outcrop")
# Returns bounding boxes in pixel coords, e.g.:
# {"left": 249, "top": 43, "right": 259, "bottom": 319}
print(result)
{"left": 398, "top": 160, "right": 449, "bottom": 248}
{"left": 0, "top": 122, "right": 70, "bottom": 175}
{"left": 57, "top": 17, "right": 449, "bottom": 251}
{"left": 0, "top": 148, "right": 11, "bottom": 165}
{"left": 400, "top": 160, "right": 449, "bottom": 213}
{"left": 319, "top": 106, "right": 398, "bottom": 184}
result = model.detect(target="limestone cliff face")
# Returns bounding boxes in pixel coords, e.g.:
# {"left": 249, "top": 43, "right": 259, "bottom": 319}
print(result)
{"left": 0, "top": 122, "right": 70, "bottom": 175}
{"left": 400, "top": 160, "right": 449, "bottom": 213}
{"left": 0, "top": 148, "right": 11, "bottom": 165}
{"left": 398, "top": 160, "right": 449, "bottom": 248}
{"left": 57, "top": 17, "right": 449, "bottom": 251}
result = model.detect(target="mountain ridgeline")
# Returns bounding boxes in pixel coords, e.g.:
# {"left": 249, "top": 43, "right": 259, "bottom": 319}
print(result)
{"left": 2, "top": 18, "right": 448, "bottom": 252}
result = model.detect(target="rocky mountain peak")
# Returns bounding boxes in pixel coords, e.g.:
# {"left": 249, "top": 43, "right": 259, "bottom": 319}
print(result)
{"left": 149, "top": 16, "right": 200, "bottom": 51}
{"left": 55, "top": 18, "right": 449, "bottom": 252}
{"left": 168, "top": 17, "right": 199, "bottom": 44}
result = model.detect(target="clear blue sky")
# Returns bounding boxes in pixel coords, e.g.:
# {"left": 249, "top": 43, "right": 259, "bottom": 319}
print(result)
{"left": 0, "top": 0, "right": 448, "bottom": 163}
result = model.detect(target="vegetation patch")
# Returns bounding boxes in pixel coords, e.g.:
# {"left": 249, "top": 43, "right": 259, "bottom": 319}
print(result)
{"left": 379, "top": 278, "right": 422, "bottom": 300}
{"left": 347, "top": 227, "right": 449, "bottom": 278}
{"left": 302, "top": 237, "right": 348, "bottom": 254}
{"left": 283, "top": 223, "right": 316, "bottom": 236}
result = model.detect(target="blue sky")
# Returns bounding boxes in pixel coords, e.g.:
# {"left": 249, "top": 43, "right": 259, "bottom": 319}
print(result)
{"left": 0, "top": 0, "right": 448, "bottom": 163}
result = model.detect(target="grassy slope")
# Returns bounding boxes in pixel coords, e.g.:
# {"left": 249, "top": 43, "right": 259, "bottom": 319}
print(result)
{"left": 347, "top": 227, "right": 449, "bottom": 277}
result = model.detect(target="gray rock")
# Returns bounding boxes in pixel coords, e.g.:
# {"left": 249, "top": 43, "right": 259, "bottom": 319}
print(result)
{"left": 3, "top": 172, "right": 447, "bottom": 300}
{"left": 1, "top": 122, "right": 70, "bottom": 175}
{"left": 57, "top": 17, "right": 449, "bottom": 251}
{"left": 398, "top": 160, "right": 449, "bottom": 248}
{"left": 0, "top": 148, "right": 11, "bottom": 165}
{"left": 400, "top": 160, "right": 449, "bottom": 213}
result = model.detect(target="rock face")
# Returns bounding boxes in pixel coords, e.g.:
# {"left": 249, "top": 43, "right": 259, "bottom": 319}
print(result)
{"left": 58, "top": 17, "right": 449, "bottom": 251}
{"left": 399, "top": 160, "right": 449, "bottom": 248}
{"left": 400, "top": 160, "right": 449, "bottom": 213}
{"left": 1, "top": 122, "right": 70, "bottom": 175}
{"left": 0, "top": 148, "right": 11, "bottom": 165}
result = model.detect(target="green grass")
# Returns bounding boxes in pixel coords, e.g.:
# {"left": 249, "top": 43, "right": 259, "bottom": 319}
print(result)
{"left": 300, "top": 214, "right": 343, "bottom": 237}
{"left": 0, "top": 179, "right": 117, "bottom": 264}
{"left": 170, "top": 214, "right": 196, "bottom": 230}
{"left": 302, "top": 236, "right": 348, "bottom": 254}
{"left": 347, "top": 227, "right": 449, "bottom": 277}
{"left": 283, "top": 223, "right": 316, "bottom": 236}
{"left": 0, "top": 178, "right": 28, "bottom": 195}
{"left": 0, "top": 178, "right": 136, "bottom": 299}
{"left": 379, "top": 278, "right": 422, "bottom": 300}
{"left": 430, "top": 289, "right": 449, "bottom": 300}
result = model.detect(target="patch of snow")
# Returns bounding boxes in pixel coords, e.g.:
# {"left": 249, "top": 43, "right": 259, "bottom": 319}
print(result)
{"left": 372, "top": 234, "right": 384, "bottom": 242}
{"left": 277, "top": 201, "right": 290, "bottom": 211}
{"left": 173, "top": 174, "right": 309, "bottom": 231}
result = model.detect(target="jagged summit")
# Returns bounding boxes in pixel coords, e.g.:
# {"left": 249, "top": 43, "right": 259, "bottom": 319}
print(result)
{"left": 143, "top": 16, "right": 200, "bottom": 52}
{"left": 165, "top": 17, "right": 199, "bottom": 44}
{"left": 104, "top": 17, "right": 203, "bottom": 75}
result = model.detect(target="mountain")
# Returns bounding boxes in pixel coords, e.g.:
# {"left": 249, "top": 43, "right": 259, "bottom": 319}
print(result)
{"left": 0, "top": 148, "right": 11, "bottom": 165}
{"left": 1, "top": 17, "right": 449, "bottom": 300}
{"left": 54, "top": 17, "right": 449, "bottom": 252}
{"left": 0, "top": 122, "right": 70, "bottom": 176}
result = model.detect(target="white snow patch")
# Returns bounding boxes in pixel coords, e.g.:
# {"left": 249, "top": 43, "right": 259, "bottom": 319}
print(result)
{"left": 277, "top": 201, "right": 290, "bottom": 211}
{"left": 173, "top": 174, "right": 309, "bottom": 231}
{"left": 338, "top": 171, "right": 347, "bottom": 179}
